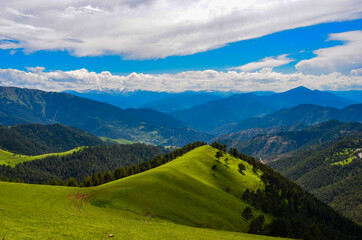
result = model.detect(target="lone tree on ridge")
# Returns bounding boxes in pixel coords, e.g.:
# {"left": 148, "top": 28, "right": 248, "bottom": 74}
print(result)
{"left": 211, "top": 164, "right": 218, "bottom": 175}
{"left": 215, "top": 151, "right": 223, "bottom": 162}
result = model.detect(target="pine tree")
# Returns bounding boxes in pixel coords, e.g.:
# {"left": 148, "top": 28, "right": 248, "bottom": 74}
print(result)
{"left": 242, "top": 207, "right": 253, "bottom": 222}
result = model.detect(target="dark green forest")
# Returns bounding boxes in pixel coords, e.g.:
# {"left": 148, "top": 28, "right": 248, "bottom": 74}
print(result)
{"left": 220, "top": 120, "right": 362, "bottom": 161}
{"left": 0, "top": 123, "right": 105, "bottom": 155}
{"left": 225, "top": 144, "right": 361, "bottom": 240}
{"left": 0, "top": 143, "right": 165, "bottom": 183}
{"left": 269, "top": 135, "right": 362, "bottom": 224}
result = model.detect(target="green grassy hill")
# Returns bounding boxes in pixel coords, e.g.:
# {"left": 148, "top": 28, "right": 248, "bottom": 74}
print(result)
{"left": 99, "top": 137, "right": 134, "bottom": 145}
{"left": 89, "top": 146, "right": 267, "bottom": 231}
{"left": 0, "top": 146, "right": 287, "bottom": 240}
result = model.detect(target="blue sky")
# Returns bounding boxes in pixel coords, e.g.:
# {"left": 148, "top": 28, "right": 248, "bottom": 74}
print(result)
{"left": 0, "top": 0, "right": 361, "bottom": 92}
{"left": 1, "top": 19, "right": 361, "bottom": 75}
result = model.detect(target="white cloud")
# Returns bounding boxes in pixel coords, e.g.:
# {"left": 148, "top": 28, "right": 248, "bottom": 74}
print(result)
{"left": 228, "top": 54, "right": 294, "bottom": 71}
{"left": 0, "top": 67, "right": 361, "bottom": 92}
{"left": 0, "top": 0, "right": 361, "bottom": 59}
{"left": 6, "top": 8, "right": 34, "bottom": 18}
{"left": 296, "top": 30, "right": 362, "bottom": 74}
{"left": 351, "top": 68, "right": 362, "bottom": 76}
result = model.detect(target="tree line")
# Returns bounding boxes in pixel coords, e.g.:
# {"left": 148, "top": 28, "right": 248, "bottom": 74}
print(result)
{"left": 0, "top": 141, "right": 206, "bottom": 187}
{"left": 0, "top": 143, "right": 165, "bottom": 184}
{"left": 225, "top": 146, "right": 361, "bottom": 240}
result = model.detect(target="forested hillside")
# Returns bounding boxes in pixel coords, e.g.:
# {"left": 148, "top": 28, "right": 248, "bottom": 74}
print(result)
{"left": 11, "top": 123, "right": 105, "bottom": 152}
{"left": 0, "top": 143, "right": 165, "bottom": 184}
{"left": 222, "top": 121, "right": 362, "bottom": 161}
{"left": 0, "top": 123, "right": 105, "bottom": 155}
{"left": 269, "top": 135, "right": 362, "bottom": 224}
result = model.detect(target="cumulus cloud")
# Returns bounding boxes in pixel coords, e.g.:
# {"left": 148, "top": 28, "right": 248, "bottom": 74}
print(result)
{"left": 296, "top": 30, "right": 362, "bottom": 74}
{"left": 228, "top": 54, "right": 294, "bottom": 71}
{"left": 351, "top": 68, "right": 362, "bottom": 76}
{"left": 0, "top": 67, "right": 361, "bottom": 92}
{"left": 0, "top": 0, "right": 361, "bottom": 59}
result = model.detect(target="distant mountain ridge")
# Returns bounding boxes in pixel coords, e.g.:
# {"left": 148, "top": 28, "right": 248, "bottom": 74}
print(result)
{"left": 0, "top": 86, "right": 210, "bottom": 146}
{"left": 168, "top": 86, "right": 356, "bottom": 133}
{"left": 169, "top": 94, "right": 275, "bottom": 132}
{"left": 328, "top": 90, "right": 362, "bottom": 103}
{"left": 232, "top": 104, "right": 362, "bottom": 133}
{"left": 249, "top": 86, "right": 356, "bottom": 109}
{"left": 140, "top": 92, "right": 222, "bottom": 113}
{"left": 65, "top": 89, "right": 231, "bottom": 110}
{"left": 65, "top": 89, "right": 172, "bottom": 109}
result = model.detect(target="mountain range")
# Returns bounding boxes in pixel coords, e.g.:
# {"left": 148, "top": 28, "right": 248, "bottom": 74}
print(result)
{"left": 140, "top": 92, "right": 222, "bottom": 113}
{"left": 168, "top": 86, "right": 357, "bottom": 133}
{"left": 231, "top": 104, "right": 362, "bottom": 133}
{"left": 66, "top": 89, "right": 229, "bottom": 112}
{"left": 0, "top": 86, "right": 209, "bottom": 146}
{"left": 170, "top": 94, "right": 275, "bottom": 132}
{"left": 65, "top": 87, "right": 359, "bottom": 134}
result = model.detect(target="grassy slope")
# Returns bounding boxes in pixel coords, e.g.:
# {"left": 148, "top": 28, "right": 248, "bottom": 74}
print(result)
{"left": 0, "top": 147, "right": 84, "bottom": 167}
{"left": 90, "top": 146, "right": 267, "bottom": 231}
{"left": 100, "top": 137, "right": 135, "bottom": 145}
{"left": 0, "top": 146, "right": 289, "bottom": 240}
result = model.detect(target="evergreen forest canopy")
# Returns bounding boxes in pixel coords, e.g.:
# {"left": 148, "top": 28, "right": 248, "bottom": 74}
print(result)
{"left": 0, "top": 143, "right": 166, "bottom": 184}
{"left": 269, "top": 134, "right": 362, "bottom": 225}
{"left": 0, "top": 123, "right": 105, "bottom": 155}
{"left": 218, "top": 120, "right": 362, "bottom": 161}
